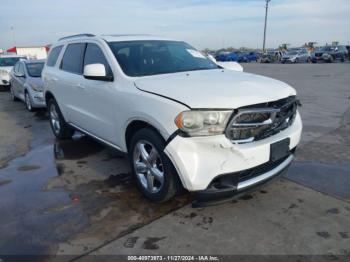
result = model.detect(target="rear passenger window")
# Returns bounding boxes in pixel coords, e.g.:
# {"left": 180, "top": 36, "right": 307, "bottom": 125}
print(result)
{"left": 84, "top": 43, "right": 113, "bottom": 77}
{"left": 47, "top": 45, "right": 63, "bottom": 67}
{"left": 61, "top": 43, "right": 86, "bottom": 74}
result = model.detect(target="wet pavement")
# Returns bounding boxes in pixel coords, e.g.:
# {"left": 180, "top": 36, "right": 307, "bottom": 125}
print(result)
{"left": 0, "top": 63, "right": 350, "bottom": 258}
{"left": 0, "top": 93, "right": 191, "bottom": 257}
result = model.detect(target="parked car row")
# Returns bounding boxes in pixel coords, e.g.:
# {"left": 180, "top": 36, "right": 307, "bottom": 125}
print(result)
{"left": 214, "top": 45, "right": 350, "bottom": 64}
{"left": 215, "top": 51, "right": 260, "bottom": 63}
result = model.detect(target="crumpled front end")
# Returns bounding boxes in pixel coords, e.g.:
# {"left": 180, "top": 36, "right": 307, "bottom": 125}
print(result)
{"left": 164, "top": 96, "right": 302, "bottom": 206}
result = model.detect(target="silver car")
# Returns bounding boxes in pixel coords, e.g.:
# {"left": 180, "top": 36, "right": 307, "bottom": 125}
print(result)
{"left": 281, "top": 49, "right": 311, "bottom": 63}
{"left": 10, "top": 60, "right": 46, "bottom": 111}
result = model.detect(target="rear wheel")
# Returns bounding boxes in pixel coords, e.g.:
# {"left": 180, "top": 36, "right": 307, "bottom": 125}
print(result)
{"left": 129, "top": 128, "right": 182, "bottom": 202}
{"left": 48, "top": 98, "right": 75, "bottom": 139}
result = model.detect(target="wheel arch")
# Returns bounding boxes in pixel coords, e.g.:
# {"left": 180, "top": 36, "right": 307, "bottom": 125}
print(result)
{"left": 44, "top": 90, "right": 55, "bottom": 105}
{"left": 125, "top": 120, "right": 166, "bottom": 152}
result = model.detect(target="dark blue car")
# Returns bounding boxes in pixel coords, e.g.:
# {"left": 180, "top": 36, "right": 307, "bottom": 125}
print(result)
{"left": 238, "top": 52, "right": 259, "bottom": 62}
{"left": 215, "top": 52, "right": 239, "bottom": 62}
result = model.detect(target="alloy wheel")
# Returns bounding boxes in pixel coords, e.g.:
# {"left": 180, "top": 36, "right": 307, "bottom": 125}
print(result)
{"left": 133, "top": 140, "right": 164, "bottom": 193}
{"left": 49, "top": 103, "right": 61, "bottom": 135}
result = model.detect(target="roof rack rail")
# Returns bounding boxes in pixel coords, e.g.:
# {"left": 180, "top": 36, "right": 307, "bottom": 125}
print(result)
{"left": 59, "top": 34, "right": 95, "bottom": 41}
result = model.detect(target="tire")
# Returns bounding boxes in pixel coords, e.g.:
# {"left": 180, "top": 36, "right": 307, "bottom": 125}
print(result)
{"left": 129, "top": 128, "right": 182, "bottom": 202}
{"left": 47, "top": 98, "right": 75, "bottom": 139}
{"left": 10, "top": 86, "right": 19, "bottom": 101}
{"left": 25, "top": 91, "right": 34, "bottom": 112}
{"left": 295, "top": 58, "right": 299, "bottom": 63}
{"left": 341, "top": 56, "right": 345, "bottom": 62}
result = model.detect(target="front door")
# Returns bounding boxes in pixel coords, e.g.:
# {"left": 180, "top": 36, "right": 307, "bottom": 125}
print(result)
{"left": 77, "top": 43, "right": 117, "bottom": 144}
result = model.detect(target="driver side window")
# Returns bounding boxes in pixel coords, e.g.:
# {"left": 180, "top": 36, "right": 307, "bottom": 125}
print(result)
{"left": 84, "top": 43, "right": 113, "bottom": 77}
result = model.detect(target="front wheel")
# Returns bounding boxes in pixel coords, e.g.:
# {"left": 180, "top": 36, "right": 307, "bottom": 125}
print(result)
{"left": 129, "top": 128, "right": 182, "bottom": 202}
{"left": 48, "top": 98, "right": 75, "bottom": 139}
{"left": 25, "top": 91, "right": 34, "bottom": 112}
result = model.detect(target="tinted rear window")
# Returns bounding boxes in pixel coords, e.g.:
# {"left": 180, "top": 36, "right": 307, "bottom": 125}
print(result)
{"left": 46, "top": 45, "right": 63, "bottom": 67}
{"left": 61, "top": 43, "right": 86, "bottom": 74}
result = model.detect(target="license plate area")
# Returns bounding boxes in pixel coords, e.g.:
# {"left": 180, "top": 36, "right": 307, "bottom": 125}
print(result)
{"left": 270, "top": 138, "right": 290, "bottom": 162}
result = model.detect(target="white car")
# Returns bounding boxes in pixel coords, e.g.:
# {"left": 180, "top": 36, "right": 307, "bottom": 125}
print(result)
{"left": 42, "top": 34, "right": 302, "bottom": 206}
{"left": 0, "top": 54, "right": 27, "bottom": 87}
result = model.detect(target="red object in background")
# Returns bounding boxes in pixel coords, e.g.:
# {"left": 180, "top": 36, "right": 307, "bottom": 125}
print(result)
{"left": 45, "top": 45, "right": 51, "bottom": 53}
{"left": 6, "top": 47, "right": 17, "bottom": 53}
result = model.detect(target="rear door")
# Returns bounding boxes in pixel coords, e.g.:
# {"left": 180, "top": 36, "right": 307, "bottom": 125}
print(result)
{"left": 58, "top": 43, "right": 87, "bottom": 124}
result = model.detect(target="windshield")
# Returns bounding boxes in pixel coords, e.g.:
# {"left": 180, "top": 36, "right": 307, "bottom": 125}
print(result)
{"left": 26, "top": 62, "right": 44, "bottom": 77}
{"left": 0, "top": 57, "right": 22, "bottom": 67}
{"left": 108, "top": 40, "right": 219, "bottom": 77}
{"left": 286, "top": 51, "right": 298, "bottom": 55}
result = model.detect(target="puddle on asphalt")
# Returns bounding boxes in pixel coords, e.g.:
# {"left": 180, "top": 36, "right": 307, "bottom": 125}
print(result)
{"left": 54, "top": 134, "right": 105, "bottom": 160}
{"left": 0, "top": 133, "right": 191, "bottom": 256}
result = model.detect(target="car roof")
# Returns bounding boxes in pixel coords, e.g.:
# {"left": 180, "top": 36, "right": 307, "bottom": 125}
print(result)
{"left": 56, "top": 34, "right": 177, "bottom": 44}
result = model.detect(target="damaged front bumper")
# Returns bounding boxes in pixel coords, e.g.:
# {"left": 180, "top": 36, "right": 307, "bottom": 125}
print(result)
{"left": 192, "top": 153, "right": 294, "bottom": 207}
{"left": 164, "top": 112, "right": 302, "bottom": 206}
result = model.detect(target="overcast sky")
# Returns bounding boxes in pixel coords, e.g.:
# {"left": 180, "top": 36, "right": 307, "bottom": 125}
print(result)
{"left": 0, "top": 0, "right": 349, "bottom": 50}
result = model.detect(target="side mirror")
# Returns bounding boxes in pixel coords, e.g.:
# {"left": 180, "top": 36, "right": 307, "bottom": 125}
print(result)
{"left": 83, "top": 63, "right": 113, "bottom": 82}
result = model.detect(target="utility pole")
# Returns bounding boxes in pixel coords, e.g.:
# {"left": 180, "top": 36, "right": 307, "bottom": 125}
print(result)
{"left": 262, "top": 0, "right": 271, "bottom": 53}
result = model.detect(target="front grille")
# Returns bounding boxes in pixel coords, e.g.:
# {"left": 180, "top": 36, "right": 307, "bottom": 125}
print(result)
{"left": 225, "top": 96, "right": 298, "bottom": 143}
{"left": 238, "top": 154, "right": 290, "bottom": 182}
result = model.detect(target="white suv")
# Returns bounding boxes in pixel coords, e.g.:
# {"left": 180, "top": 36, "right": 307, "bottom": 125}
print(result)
{"left": 42, "top": 34, "right": 302, "bottom": 206}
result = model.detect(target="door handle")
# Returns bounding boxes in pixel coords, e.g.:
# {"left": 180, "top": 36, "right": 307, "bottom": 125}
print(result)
{"left": 51, "top": 77, "right": 58, "bottom": 82}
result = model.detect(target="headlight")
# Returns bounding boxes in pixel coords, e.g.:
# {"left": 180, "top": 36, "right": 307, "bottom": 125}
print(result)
{"left": 175, "top": 110, "right": 232, "bottom": 136}
{"left": 30, "top": 83, "right": 43, "bottom": 92}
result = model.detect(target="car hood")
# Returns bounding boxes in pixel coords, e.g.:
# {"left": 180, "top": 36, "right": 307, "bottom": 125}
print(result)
{"left": 134, "top": 69, "right": 296, "bottom": 109}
